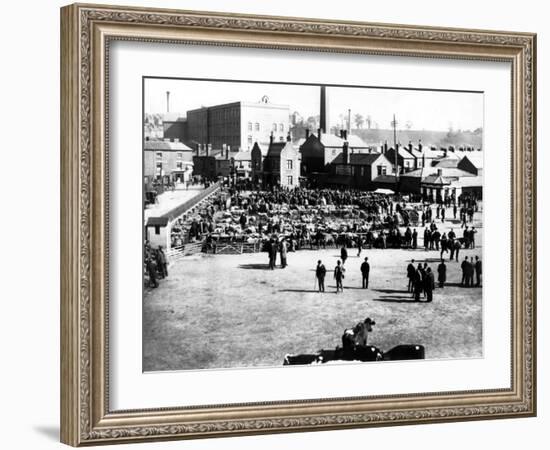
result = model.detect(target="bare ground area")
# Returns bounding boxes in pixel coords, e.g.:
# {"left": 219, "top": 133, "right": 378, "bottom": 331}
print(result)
{"left": 143, "top": 226, "right": 483, "bottom": 371}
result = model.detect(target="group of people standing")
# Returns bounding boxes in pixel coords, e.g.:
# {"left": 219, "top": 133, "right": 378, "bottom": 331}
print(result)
{"left": 407, "top": 260, "right": 437, "bottom": 302}
{"left": 144, "top": 244, "right": 168, "bottom": 288}
{"left": 266, "top": 237, "right": 288, "bottom": 270}
{"left": 461, "top": 256, "right": 482, "bottom": 287}
{"left": 315, "top": 255, "right": 370, "bottom": 294}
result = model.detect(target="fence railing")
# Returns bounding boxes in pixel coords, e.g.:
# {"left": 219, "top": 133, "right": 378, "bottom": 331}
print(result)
{"left": 162, "top": 181, "right": 221, "bottom": 222}
{"left": 167, "top": 242, "right": 205, "bottom": 260}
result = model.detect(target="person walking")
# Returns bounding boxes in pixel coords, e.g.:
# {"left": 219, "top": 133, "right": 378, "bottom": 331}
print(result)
{"left": 407, "top": 259, "right": 416, "bottom": 292}
{"left": 475, "top": 256, "right": 482, "bottom": 287}
{"left": 437, "top": 259, "right": 447, "bottom": 288}
{"left": 356, "top": 236, "right": 363, "bottom": 257}
{"left": 424, "top": 267, "right": 435, "bottom": 302}
{"left": 316, "top": 260, "right": 326, "bottom": 292}
{"left": 412, "top": 228, "right": 418, "bottom": 249}
{"left": 334, "top": 260, "right": 345, "bottom": 293}
{"left": 340, "top": 245, "right": 348, "bottom": 266}
{"left": 360, "top": 257, "right": 370, "bottom": 289}
{"left": 453, "top": 239, "right": 461, "bottom": 262}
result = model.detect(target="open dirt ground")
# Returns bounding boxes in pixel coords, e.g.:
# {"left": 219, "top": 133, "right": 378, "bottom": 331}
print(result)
{"left": 143, "top": 220, "right": 483, "bottom": 371}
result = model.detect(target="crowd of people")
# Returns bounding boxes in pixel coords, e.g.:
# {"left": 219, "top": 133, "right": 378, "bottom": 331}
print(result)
{"left": 144, "top": 243, "right": 168, "bottom": 288}
{"left": 167, "top": 186, "right": 481, "bottom": 255}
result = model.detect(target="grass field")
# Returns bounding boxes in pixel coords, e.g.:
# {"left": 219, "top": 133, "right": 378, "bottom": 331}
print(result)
{"left": 143, "top": 224, "right": 483, "bottom": 371}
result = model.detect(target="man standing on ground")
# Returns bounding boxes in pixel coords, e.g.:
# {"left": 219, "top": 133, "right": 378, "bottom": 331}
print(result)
{"left": 407, "top": 259, "right": 416, "bottom": 292}
{"left": 156, "top": 246, "right": 168, "bottom": 279}
{"left": 316, "top": 260, "right": 326, "bottom": 292}
{"left": 461, "top": 256, "right": 469, "bottom": 286}
{"left": 334, "top": 260, "right": 345, "bottom": 293}
{"left": 475, "top": 256, "right": 482, "bottom": 287}
{"left": 361, "top": 257, "right": 370, "bottom": 289}
{"left": 437, "top": 259, "right": 447, "bottom": 288}
{"left": 424, "top": 267, "right": 435, "bottom": 302}
{"left": 412, "top": 228, "right": 418, "bottom": 249}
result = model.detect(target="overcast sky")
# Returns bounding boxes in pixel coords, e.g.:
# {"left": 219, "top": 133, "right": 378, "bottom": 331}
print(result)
{"left": 144, "top": 78, "right": 483, "bottom": 132}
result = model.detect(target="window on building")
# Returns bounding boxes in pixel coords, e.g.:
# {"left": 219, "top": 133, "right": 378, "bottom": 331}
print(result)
{"left": 279, "top": 123, "right": 284, "bottom": 131}
{"left": 255, "top": 122, "right": 260, "bottom": 131}
{"left": 247, "top": 135, "right": 253, "bottom": 145}
{"left": 279, "top": 136, "right": 284, "bottom": 141}
{"left": 248, "top": 122, "right": 252, "bottom": 131}
{"left": 360, "top": 167, "right": 365, "bottom": 176}
{"left": 156, "top": 152, "right": 162, "bottom": 160}
{"left": 156, "top": 162, "right": 162, "bottom": 170}
{"left": 332, "top": 149, "right": 337, "bottom": 155}
{"left": 272, "top": 123, "right": 277, "bottom": 131}
{"left": 287, "top": 175, "right": 293, "bottom": 186}
{"left": 377, "top": 165, "right": 387, "bottom": 176}
{"left": 176, "top": 162, "right": 183, "bottom": 170}
{"left": 177, "top": 152, "right": 183, "bottom": 159}
{"left": 418, "top": 159, "right": 423, "bottom": 168}
{"left": 287, "top": 160, "right": 293, "bottom": 170}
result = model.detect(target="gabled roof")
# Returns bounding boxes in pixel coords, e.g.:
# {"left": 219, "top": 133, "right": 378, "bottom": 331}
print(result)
{"left": 422, "top": 174, "right": 451, "bottom": 185}
{"left": 298, "top": 133, "right": 368, "bottom": 150}
{"left": 432, "top": 158, "right": 459, "bottom": 168}
{"left": 266, "top": 141, "right": 296, "bottom": 158}
{"left": 460, "top": 153, "right": 484, "bottom": 168}
{"left": 331, "top": 152, "right": 385, "bottom": 166}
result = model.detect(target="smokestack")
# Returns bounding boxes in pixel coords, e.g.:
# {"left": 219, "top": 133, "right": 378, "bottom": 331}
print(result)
{"left": 270, "top": 132, "right": 274, "bottom": 145}
{"left": 418, "top": 139, "right": 423, "bottom": 151}
{"left": 166, "top": 91, "right": 170, "bottom": 113}
{"left": 306, "top": 129, "right": 310, "bottom": 139}
{"left": 347, "top": 109, "right": 351, "bottom": 134}
{"left": 408, "top": 141, "right": 413, "bottom": 152}
{"left": 343, "top": 141, "right": 350, "bottom": 165}
{"left": 384, "top": 140, "right": 388, "bottom": 154}
{"left": 320, "top": 85, "right": 326, "bottom": 133}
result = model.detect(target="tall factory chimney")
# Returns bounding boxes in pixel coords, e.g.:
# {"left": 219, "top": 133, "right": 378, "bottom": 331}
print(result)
{"left": 166, "top": 91, "right": 170, "bottom": 113}
{"left": 319, "top": 85, "right": 326, "bottom": 134}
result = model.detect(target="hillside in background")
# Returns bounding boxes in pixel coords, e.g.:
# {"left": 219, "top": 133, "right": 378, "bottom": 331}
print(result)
{"left": 352, "top": 128, "right": 483, "bottom": 148}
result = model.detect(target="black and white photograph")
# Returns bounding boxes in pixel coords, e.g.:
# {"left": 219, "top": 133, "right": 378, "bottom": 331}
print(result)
{"left": 142, "top": 77, "right": 484, "bottom": 372}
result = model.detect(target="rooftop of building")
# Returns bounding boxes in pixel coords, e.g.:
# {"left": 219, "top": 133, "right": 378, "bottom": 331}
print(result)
{"left": 144, "top": 139, "right": 193, "bottom": 151}
{"left": 331, "top": 152, "right": 386, "bottom": 166}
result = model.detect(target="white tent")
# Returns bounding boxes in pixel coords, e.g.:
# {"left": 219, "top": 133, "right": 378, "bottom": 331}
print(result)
{"left": 374, "top": 188, "right": 395, "bottom": 195}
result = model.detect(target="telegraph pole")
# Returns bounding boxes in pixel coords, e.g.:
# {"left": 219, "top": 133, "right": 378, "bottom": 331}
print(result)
{"left": 391, "top": 113, "right": 400, "bottom": 193}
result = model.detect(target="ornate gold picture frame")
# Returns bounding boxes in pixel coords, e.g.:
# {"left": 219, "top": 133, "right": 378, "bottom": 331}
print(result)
{"left": 60, "top": 3, "right": 536, "bottom": 446}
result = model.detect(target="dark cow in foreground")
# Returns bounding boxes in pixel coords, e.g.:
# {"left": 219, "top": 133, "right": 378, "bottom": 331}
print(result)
{"left": 382, "top": 344, "right": 425, "bottom": 361}
{"left": 283, "top": 317, "right": 425, "bottom": 366}
{"left": 283, "top": 353, "right": 321, "bottom": 365}
{"left": 283, "top": 344, "right": 424, "bottom": 365}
